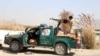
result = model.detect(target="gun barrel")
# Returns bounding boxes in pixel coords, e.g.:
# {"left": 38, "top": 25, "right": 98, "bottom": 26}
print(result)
{"left": 49, "top": 18, "right": 60, "bottom": 21}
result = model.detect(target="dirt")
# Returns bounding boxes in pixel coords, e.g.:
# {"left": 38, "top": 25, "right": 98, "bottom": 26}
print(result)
{"left": 0, "top": 43, "right": 100, "bottom": 56}
{"left": 0, "top": 20, "right": 25, "bottom": 31}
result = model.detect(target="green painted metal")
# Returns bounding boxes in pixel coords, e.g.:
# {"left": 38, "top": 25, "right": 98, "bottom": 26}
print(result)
{"left": 5, "top": 25, "right": 76, "bottom": 49}
{"left": 54, "top": 36, "right": 76, "bottom": 48}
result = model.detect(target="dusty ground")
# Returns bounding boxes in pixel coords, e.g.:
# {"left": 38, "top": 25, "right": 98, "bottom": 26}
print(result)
{"left": 0, "top": 44, "right": 100, "bottom": 56}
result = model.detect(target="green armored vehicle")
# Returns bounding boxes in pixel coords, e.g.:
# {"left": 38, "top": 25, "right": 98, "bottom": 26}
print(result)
{"left": 4, "top": 24, "right": 77, "bottom": 55}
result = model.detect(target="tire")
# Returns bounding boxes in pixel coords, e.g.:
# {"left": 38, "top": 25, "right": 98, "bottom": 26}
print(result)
{"left": 0, "top": 44, "right": 2, "bottom": 49}
{"left": 23, "top": 47, "right": 28, "bottom": 51}
{"left": 54, "top": 43, "right": 67, "bottom": 55}
{"left": 10, "top": 41, "right": 21, "bottom": 52}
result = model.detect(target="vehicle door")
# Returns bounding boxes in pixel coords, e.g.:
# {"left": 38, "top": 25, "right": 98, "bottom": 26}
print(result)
{"left": 39, "top": 28, "right": 53, "bottom": 46}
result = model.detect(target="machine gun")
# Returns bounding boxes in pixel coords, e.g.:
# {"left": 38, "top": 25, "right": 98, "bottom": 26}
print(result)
{"left": 49, "top": 18, "right": 60, "bottom": 22}
{"left": 49, "top": 17, "right": 69, "bottom": 24}
{"left": 50, "top": 17, "right": 70, "bottom": 34}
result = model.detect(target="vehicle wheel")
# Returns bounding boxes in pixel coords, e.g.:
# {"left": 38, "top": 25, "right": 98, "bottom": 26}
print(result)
{"left": 10, "top": 41, "right": 21, "bottom": 52}
{"left": 54, "top": 43, "right": 67, "bottom": 55}
{"left": 23, "top": 47, "right": 28, "bottom": 51}
{"left": 0, "top": 44, "right": 2, "bottom": 49}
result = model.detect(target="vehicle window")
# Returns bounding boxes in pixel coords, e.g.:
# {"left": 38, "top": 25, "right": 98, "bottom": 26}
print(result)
{"left": 42, "top": 29, "right": 50, "bottom": 36}
{"left": 28, "top": 28, "right": 35, "bottom": 32}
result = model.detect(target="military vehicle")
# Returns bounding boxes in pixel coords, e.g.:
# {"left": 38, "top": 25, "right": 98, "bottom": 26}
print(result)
{"left": 4, "top": 24, "right": 77, "bottom": 55}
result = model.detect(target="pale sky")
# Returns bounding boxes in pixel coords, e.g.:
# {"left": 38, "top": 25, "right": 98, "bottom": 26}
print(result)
{"left": 0, "top": 0, "right": 100, "bottom": 26}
